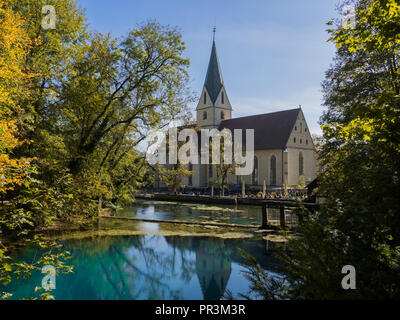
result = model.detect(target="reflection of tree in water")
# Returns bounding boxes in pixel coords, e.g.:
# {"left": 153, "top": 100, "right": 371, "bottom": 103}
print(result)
{"left": 166, "top": 236, "right": 196, "bottom": 283}
{"left": 64, "top": 236, "right": 275, "bottom": 300}
{"left": 8, "top": 234, "right": 280, "bottom": 300}
{"left": 69, "top": 235, "right": 233, "bottom": 300}
{"left": 63, "top": 236, "right": 186, "bottom": 299}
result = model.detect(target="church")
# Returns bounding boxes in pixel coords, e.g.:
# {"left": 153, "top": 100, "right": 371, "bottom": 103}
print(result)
{"left": 156, "top": 37, "right": 318, "bottom": 191}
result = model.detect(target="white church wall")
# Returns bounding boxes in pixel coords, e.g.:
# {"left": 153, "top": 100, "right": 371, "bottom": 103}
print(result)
{"left": 287, "top": 148, "right": 317, "bottom": 186}
{"left": 226, "top": 149, "right": 284, "bottom": 188}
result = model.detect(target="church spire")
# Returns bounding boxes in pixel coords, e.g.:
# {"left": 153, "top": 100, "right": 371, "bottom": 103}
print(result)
{"left": 204, "top": 34, "right": 224, "bottom": 105}
{"left": 197, "top": 30, "right": 232, "bottom": 128}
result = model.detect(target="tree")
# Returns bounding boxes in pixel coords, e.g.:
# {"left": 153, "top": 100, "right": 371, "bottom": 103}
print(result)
{"left": 238, "top": 0, "right": 400, "bottom": 300}
{"left": 4, "top": 0, "right": 192, "bottom": 210}
{"left": 157, "top": 163, "right": 193, "bottom": 195}
{"left": 210, "top": 129, "right": 237, "bottom": 196}
{"left": 297, "top": 175, "right": 306, "bottom": 188}
{"left": 1, "top": 0, "right": 192, "bottom": 298}
{"left": 0, "top": 1, "right": 73, "bottom": 300}
{"left": 0, "top": 0, "right": 35, "bottom": 219}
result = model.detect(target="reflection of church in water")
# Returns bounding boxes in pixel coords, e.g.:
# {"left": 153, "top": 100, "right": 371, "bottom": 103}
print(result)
{"left": 194, "top": 239, "right": 231, "bottom": 300}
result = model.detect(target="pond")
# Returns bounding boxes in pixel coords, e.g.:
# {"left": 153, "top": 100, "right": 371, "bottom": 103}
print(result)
{"left": 117, "top": 200, "right": 264, "bottom": 226}
{"left": 3, "top": 201, "right": 284, "bottom": 300}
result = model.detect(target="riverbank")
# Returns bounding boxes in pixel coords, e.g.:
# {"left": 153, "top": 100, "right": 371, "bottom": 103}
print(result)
{"left": 134, "top": 193, "right": 314, "bottom": 207}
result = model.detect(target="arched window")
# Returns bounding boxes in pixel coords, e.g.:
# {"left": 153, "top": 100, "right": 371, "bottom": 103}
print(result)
{"left": 221, "top": 91, "right": 224, "bottom": 104}
{"left": 204, "top": 92, "right": 207, "bottom": 104}
{"left": 203, "top": 111, "right": 207, "bottom": 120}
{"left": 294, "top": 137, "right": 296, "bottom": 143}
{"left": 270, "top": 155, "right": 277, "bottom": 186}
{"left": 299, "top": 152, "right": 304, "bottom": 176}
{"left": 188, "top": 163, "right": 193, "bottom": 186}
{"left": 221, "top": 111, "right": 225, "bottom": 120}
{"left": 252, "top": 156, "right": 258, "bottom": 185}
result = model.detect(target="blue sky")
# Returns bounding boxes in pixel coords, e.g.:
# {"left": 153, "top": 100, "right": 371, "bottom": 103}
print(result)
{"left": 77, "top": 0, "right": 339, "bottom": 135}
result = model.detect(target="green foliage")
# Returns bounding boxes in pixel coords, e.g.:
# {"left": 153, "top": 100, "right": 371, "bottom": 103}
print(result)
{"left": 234, "top": 248, "right": 289, "bottom": 300}
{"left": 210, "top": 129, "right": 237, "bottom": 196}
{"left": 157, "top": 163, "right": 193, "bottom": 194}
{"left": 297, "top": 175, "right": 306, "bottom": 188}
{"left": 238, "top": 0, "right": 400, "bottom": 300}
{"left": 1, "top": 0, "right": 192, "bottom": 299}
{"left": 0, "top": 236, "right": 73, "bottom": 300}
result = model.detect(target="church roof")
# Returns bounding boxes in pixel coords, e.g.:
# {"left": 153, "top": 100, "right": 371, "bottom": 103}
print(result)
{"left": 219, "top": 108, "right": 301, "bottom": 150}
{"left": 204, "top": 40, "right": 224, "bottom": 105}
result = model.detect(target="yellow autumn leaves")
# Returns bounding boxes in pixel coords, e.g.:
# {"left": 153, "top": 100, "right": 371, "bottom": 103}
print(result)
{"left": 0, "top": 1, "right": 34, "bottom": 194}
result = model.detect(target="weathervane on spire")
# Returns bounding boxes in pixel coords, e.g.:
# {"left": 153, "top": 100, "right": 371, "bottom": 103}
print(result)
{"left": 213, "top": 26, "right": 216, "bottom": 41}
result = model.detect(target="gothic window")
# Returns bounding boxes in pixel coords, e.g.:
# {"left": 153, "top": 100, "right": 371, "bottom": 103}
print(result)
{"left": 305, "top": 128, "right": 308, "bottom": 132}
{"left": 204, "top": 92, "right": 207, "bottom": 104}
{"left": 294, "top": 137, "right": 296, "bottom": 143}
{"left": 221, "top": 111, "right": 225, "bottom": 120}
{"left": 299, "top": 152, "right": 304, "bottom": 176}
{"left": 270, "top": 155, "right": 277, "bottom": 186}
{"left": 295, "top": 126, "right": 297, "bottom": 131}
{"left": 300, "top": 122, "right": 303, "bottom": 132}
{"left": 252, "top": 156, "right": 258, "bottom": 185}
{"left": 221, "top": 91, "right": 224, "bottom": 104}
{"left": 188, "top": 163, "right": 193, "bottom": 186}
{"left": 203, "top": 111, "right": 207, "bottom": 120}
{"left": 306, "top": 139, "right": 308, "bottom": 145}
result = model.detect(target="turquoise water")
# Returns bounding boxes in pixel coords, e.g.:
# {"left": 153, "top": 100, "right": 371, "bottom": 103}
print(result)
{"left": 4, "top": 202, "right": 283, "bottom": 300}
{"left": 117, "top": 200, "right": 264, "bottom": 226}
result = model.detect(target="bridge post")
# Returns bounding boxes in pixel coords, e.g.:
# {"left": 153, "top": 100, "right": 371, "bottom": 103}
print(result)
{"left": 298, "top": 210, "right": 304, "bottom": 224}
{"left": 261, "top": 203, "right": 269, "bottom": 229}
{"left": 280, "top": 203, "right": 286, "bottom": 229}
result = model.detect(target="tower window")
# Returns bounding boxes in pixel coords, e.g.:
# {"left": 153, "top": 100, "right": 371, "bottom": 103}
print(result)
{"left": 204, "top": 92, "right": 207, "bottom": 104}
{"left": 203, "top": 111, "right": 207, "bottom": 120}
{"left": 221, "top": 91, "right": 224, "bottom": 104}
{"left": 294, "top": 137, "right": 296, "bottom": 143}
{"left": 221, "top": 111, "right": 225, "bottom": 120}
{"left": 305, "top": 128, "right": 308, "bottom": 132}
{"left": 306, "top": 139, "right": 308, "bottom": 145}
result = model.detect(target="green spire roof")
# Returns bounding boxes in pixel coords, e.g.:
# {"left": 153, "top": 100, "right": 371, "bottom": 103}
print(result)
{"left": 204, "top": 40, "right": 224, "bottom": 105}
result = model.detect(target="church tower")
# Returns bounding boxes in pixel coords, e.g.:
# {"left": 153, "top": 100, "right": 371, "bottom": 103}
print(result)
{"left": 197, "top": 30, "right": 232, "bottom": 129}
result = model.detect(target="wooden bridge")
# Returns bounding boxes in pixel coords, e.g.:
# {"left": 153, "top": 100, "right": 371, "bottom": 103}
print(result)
{"left": 260, "top": 200, "right": 319, "bottom": 229}
{"left": 124, "top": 194, "right": 321, "bottom": 230}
